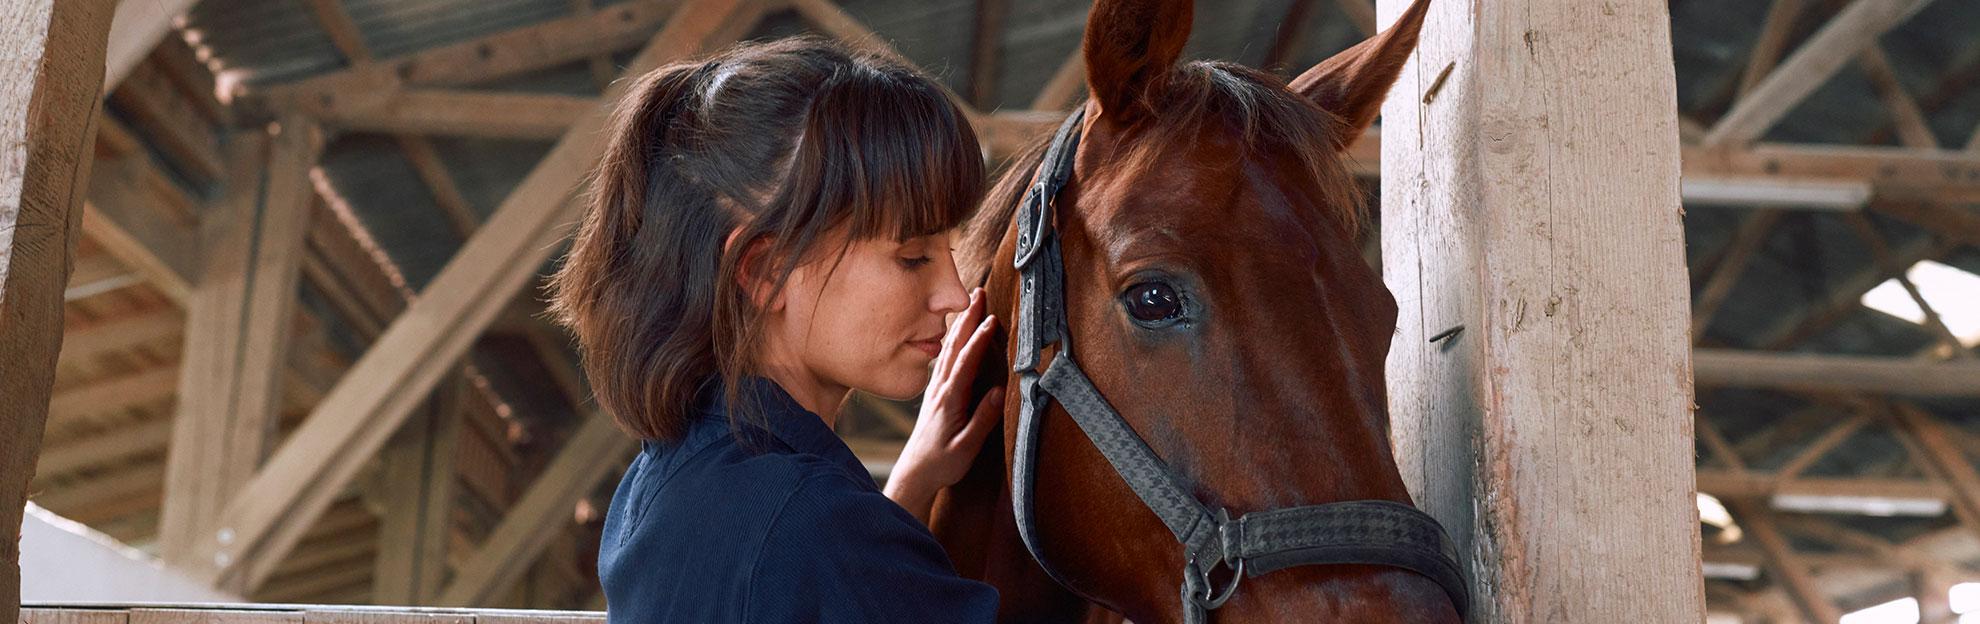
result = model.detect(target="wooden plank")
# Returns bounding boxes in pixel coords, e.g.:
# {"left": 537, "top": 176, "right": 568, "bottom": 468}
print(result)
{"left": 1728, "top": 500, "right": 1843, "bottom": 623}
{"left": 1694, "top": 348, "right": 1980, "bottom": 396}
{"left": 305, "top": 0, "right": 373, "bottom": 64}
{"left": 1694, "top": 470, "right": 1951, "bottom": 502}
{"left": 130, "top": 609, "right": 301, "bottom": 624}
{"left": 20, "top": 609, "right": 129, "bottom": 624}
{"left": 182, "top": 0, "right": 767, "bottom": 591}
{"left": 1756, "top": 235, "right": 1949, "bottom": 349}
{"left": 436, "top": 413, "right": 634, "bottom": 606}
{"left": 310, "top": 91, "right": 597, "bottom": 140}
{"left": 1890, "top": 403, "right": 1980, "bottom": 545}
{"left": 1858, "top": 45, "right": 1938, "bottom": 149}
{"left": 2, "top": 2, "right": 112, "bottom": 621}
{"left": 1704, "top": 0, "right": 1937, "bottom": 147}
{"left": 1379, "top": 0, "right": 1701, "bottom": 620}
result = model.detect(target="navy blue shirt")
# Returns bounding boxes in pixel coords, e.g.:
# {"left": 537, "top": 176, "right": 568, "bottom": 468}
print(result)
{"left": 598, "top": 375, "right": 999, "bottom": 623}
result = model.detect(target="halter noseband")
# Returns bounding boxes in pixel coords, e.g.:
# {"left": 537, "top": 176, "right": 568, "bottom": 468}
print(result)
{"left": 1006, "top": 108, "right": 1472, "bottom": 624}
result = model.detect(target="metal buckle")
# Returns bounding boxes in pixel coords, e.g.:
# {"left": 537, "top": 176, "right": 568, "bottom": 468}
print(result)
{"left": 1186, "top": 554, "right": 1244, "bottom": 610}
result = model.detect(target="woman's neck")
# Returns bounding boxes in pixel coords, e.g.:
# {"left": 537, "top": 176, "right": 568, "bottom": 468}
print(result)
{"left": 754, "top": 344, "right": 849, "bottom": 428}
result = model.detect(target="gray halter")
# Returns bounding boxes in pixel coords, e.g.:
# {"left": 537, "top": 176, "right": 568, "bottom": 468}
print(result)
{"left": 1006, "top": 108, "right": 1471, "bottom": 623}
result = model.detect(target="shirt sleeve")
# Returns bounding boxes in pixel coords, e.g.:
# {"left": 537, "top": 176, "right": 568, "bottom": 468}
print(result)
{"left": 745, "top": 472, "right": 1000, "bottom": 623}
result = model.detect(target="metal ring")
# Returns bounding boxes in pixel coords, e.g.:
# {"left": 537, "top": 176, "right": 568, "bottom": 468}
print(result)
{"left": 1188, "top": 556, "right": 1245, "bottom": 610}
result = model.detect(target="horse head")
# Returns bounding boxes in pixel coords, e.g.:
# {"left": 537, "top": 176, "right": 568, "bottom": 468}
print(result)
{"left": 938, "top": 1, "right": 1455, "bottom": 621}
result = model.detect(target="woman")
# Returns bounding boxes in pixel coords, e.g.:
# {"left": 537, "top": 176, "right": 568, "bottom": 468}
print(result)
{"left": 547, "top": 37, "right": 1005, "bottom": 622}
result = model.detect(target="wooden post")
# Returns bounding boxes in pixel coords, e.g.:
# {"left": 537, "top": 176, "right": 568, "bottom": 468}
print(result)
{"left": 372, "top": 378, "right": 466, "bottom": 605}
{"left": 1379, "top": 0, "right": 1704, "bottom": 620}
{"left": 1, "top": 1, "right": 114, "bottom": 621}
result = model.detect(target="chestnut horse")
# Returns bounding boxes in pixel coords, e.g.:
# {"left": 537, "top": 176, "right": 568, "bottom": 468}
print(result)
{"left": 928, "top": 0, "right": 1463, "bottom": 622}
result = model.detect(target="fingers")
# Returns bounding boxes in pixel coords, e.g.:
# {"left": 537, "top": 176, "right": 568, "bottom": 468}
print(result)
{"left": 955, "top": 388, "right": 1005, "bottom": 451}
{"left": 934, "top": 288, "right": 986, "bottom": 380}
{"left": 941, "top": 310, "right": 998, "bottom": 411}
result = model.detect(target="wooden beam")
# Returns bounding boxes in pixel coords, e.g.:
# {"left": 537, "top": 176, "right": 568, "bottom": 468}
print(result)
{"left": 1858, "top": 45, "right": 1938, "bottom": 150}
{"left": 1381, "top": 0, "right": 1701, "bottom": 619}
{"left": 1694, "top": 348, "right": 1980, "bottom": 396}
{"left": 436, "top": 413, "right": 634, "bottom": 606}
{"left": 1030, "top": 47, "right": 1086, "bottom": 111}
{"left": 395, "top": 135, "right": 479, "bottom": 239}
{"left": 1774, "top": 414, "right": 1868, "bottom": 479}
{"left": 966, "top": 0, "right": 1009, "bottom": 109}
{"left": 1739, "top": 0, "right": 1806, "bottom": 97}
{"left": 36, "top": 417, "right": 173, "bottom": 478}
{"left": 1891, "top": 403, "right": 1980, "bottom": 545}
{"left": 46, "top": 364, "right": 180, "bottom": 426}
{"left": 178, "top": 0, "right": 767, "bottom": 591}
{"left": 304, "top": 0, "right": 372, "bottom": 64}
{"left": 103, "top": 0, "right": 199, "bottom": 90}
{"left": 57, "top": 307, "right": 181, "bottom": 366}
{"left": 258, "top": 0, "right": 681, "bottom": 111}
{"left": 1, "top": 3, "right": 113, "bottom": 621}
{"left": 109, "top": 56, "right": 223, "bottom": 181}
{"left": 160, "top": 114, "right": 327, "bottom": 581}
{"left": 310, "top": 90, "right": 598, "bottom": 140}
{"left": 1728, "top": 499, "right": 1844, "bottom": 623}
{"left": 1696, "top": 470, "right": 1951, "bottom": 503}
{"left": 1756, "top": 236, "right": 1950, "bottom": 349}
{"left": 84, "top": 117, "right": 200, "bottom": 303}
{"left": 1704, "top": 0, "right": 1937, "bottom": 147}
{"left": 1691, "top": 210, "right": 1781, "bottom": 342}
{"left": 373, "top": 380, "right": 464, "bottom": 605}
{"left": 1847, "top": 213, "right": 1970, "bottom": 356}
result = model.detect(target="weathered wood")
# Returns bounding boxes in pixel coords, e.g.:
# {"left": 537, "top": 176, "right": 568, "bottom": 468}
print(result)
{"left": 180, "top": 0, "right": 767, "bottom": 591}
{"left": 436, "top": 413, "right": 633, "bottom": 606}
{"left": 36, "top": 417, "right": 174, "bottom": 478}
{"left": 1705, "top": 0, "right": 1937, "bottom": 147}
{"left": 1379, "top": 0, "right": 1702, "bottom": 620}
{"left": 2, "top": 2, "right": 113, "bottom": 621}
{"left": 394, "top": 136, "right": 478, "bottom": 238}
{"left": 1694, "top": 470, "right": 1951, "bottom": 503}
{"left": 108, "top": 57, "right": 223, "bottom": 181}
{"left": 20, "top": 609, "right": 129, "bottom": 624}
{"left": 310, "top": 91, "right": 597, "bottom": 141}
{"left": 1694, "top": 348, "right": 1980, "bottom": 396}
{"left": 1858, "top": 45, "right": 1938, "bottom": 150}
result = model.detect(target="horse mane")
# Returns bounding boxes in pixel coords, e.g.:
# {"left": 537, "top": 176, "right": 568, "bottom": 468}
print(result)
{"left": 957, "top": 60, "right": 1367, "bottom": 289}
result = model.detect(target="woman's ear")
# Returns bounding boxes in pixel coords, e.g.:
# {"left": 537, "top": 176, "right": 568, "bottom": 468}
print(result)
{"left": 728, "top": 230, "right": 783, "bottom": 313}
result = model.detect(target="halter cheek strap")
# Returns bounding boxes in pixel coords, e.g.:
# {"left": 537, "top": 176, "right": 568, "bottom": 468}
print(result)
{"left": 1006, "top": 108, "right": 1472, "bottom": 624}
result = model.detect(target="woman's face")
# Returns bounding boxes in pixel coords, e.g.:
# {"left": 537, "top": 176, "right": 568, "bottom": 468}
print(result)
{"left": 761, "top": 228, "right": 970, "bottom": 406}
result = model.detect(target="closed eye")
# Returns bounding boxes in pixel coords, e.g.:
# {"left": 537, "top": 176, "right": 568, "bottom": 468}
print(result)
{"left": 900, "top": 256, "right": 933, "bottom": 270}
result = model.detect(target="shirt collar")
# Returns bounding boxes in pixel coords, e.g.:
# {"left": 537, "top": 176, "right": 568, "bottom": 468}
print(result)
{"left": 695, "top": 375, "right": 876, "bottom": 488}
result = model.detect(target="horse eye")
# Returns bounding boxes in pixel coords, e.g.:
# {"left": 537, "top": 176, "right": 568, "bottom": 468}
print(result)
{"left": 1122, "top": 282, "right": 1184, "bottom": 324}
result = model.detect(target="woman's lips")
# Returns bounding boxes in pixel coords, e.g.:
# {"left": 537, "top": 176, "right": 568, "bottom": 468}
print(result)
{"left": 908, "top": 339, "right": 941, "bottom": 358}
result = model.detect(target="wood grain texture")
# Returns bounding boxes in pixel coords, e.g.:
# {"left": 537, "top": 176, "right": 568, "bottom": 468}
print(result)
{"left": 1377, "top": 0, "right": 1703, "bottom": 620}
{"left": 2, "top": 1, "right": 113, "bottom": 622}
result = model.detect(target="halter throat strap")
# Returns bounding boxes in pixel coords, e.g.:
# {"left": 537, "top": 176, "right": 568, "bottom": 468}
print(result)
{"left": 1006, "top": 108, "right": 1472, "bottom": 623}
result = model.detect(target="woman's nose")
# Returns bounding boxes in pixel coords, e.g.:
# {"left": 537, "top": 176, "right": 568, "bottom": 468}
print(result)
{"left": 931, "top": 262, "right": 969, "bottom": 315}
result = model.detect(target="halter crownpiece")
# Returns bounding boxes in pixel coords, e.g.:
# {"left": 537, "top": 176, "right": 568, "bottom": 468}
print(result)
{"left": 1006, "top": 107, "right": 1473, "bottom": 624}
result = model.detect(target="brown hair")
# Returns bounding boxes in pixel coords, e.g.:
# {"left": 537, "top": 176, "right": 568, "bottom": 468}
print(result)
{"left": 547, "top": 37, "right": 983, "bottom": 442}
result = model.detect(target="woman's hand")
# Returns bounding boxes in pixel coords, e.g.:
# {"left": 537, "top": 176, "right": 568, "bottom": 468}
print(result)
{"left": 885, "top": 287, "right": 1003, "bottom": 525}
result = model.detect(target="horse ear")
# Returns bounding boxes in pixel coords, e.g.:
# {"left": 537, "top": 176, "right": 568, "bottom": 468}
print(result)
{"left": 1083, "top": 0, "right": 1193, "bottom": 123}
{"left": 1288, "top": 0, "right": 1431, "bottom": 147}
